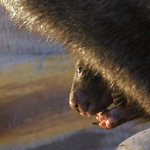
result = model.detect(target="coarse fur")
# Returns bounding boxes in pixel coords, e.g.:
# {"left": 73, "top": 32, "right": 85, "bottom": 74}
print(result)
{"left": 70, "top": 59, "right": 150, "bottom": 129}
{"left": 1, "top": 0, "right": 150, "bottom": 121}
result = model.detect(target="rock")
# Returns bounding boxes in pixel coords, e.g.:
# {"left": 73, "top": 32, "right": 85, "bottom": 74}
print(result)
{"left": 116, "top": 128, "right": 150, "bottom": 150}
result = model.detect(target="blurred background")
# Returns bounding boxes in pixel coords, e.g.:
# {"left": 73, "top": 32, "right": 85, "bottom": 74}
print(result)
{"left": 0, "top": 6, "right": 150, "bottom": 150}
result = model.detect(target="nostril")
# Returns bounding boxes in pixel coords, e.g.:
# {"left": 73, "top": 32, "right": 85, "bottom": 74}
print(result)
{"left": 75, "top": 104, "right": 78, "bottom": 108}
{"left": 69, "top": 100, "right": 79, "bottom": 112}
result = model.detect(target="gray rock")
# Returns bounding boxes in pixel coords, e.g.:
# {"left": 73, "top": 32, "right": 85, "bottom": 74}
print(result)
{"left": 116, "top": 128, "right": 150, "bottom": 150}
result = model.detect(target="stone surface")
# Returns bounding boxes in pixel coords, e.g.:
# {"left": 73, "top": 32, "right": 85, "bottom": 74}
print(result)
{"left": 116, "top": 128, "right": 150, "bottom": 150}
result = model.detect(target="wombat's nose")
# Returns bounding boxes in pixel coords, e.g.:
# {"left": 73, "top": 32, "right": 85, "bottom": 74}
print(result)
{"left": 69, "top": 91, "right": 89, "bottom": 115}
{"left": 69, "top": 100, "right": 80, "bottom": 112}
{"left": 69, "top": 92, "right": 80, "bottom": 112}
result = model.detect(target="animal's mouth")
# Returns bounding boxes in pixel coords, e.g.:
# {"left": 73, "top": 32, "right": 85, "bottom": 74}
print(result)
{"left": 69, "top": 88, "right": 114, "bottom": 117}
{"left": 70, "top": 92, "right": 131, "bottom": 129}
{"left": 92, "top": 103, "right": 117, "bottom": 128}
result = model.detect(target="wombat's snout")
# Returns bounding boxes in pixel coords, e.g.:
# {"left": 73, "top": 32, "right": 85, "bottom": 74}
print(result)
{"left": 69, "top": 91, "right": 91, "bottom": 115}
{"left": 69, "top": 99, "right": 79, "bottom": 112}
{"left": 69, "top": 92, "right": 81, "bottom": 113}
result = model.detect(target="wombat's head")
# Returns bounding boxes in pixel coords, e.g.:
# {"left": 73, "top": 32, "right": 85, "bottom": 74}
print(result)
{"left": 69, "top": 59, "right": 113, "bottom": 116}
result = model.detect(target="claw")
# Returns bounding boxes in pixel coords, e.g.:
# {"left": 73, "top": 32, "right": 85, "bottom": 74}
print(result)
{"left": 92, "top": 122, "right": 99, "bottom": 125}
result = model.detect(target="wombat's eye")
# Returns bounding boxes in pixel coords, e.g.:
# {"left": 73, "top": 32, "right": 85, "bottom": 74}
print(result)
{"left": 78, "top": 66, "right": 83, "bottom": 74}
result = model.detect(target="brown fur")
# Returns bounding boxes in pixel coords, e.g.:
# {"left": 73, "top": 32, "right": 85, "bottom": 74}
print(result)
{"left": 1, "top": 0, "right": 150, "bottom": 122}
{"left": 70, "top": 60, "right": 150, "bottom": 128}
